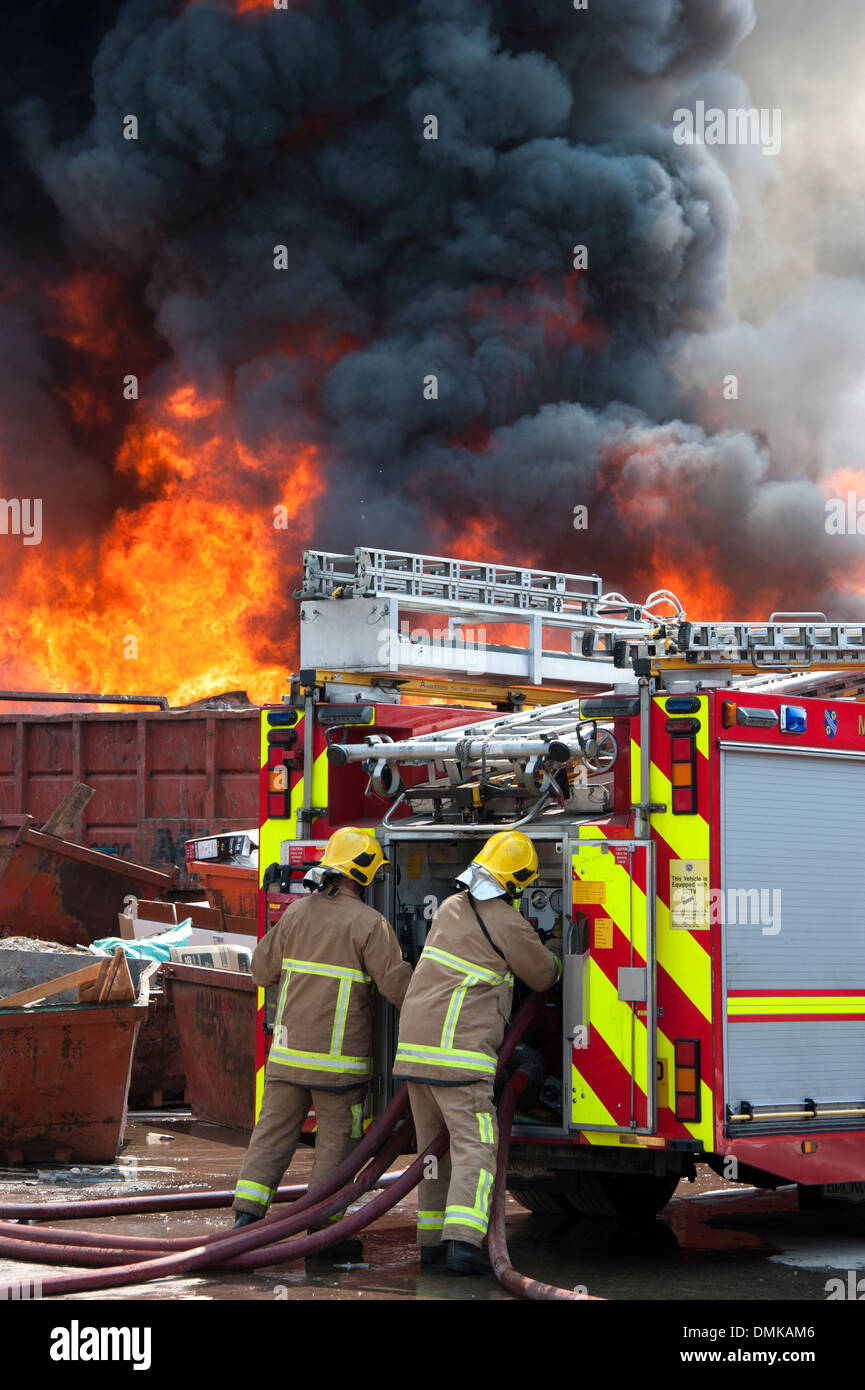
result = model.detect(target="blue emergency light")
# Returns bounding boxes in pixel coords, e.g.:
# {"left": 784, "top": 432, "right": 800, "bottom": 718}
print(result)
{"left": 779, "top": 704, "right": 807, "bottom": 734}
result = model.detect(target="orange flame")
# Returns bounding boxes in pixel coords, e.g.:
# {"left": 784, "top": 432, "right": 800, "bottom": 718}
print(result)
{"left": 1, "top": 382, "right": 323, "bottom": 707}
{"left": 467, "top": 272, "right": 606, "bottom": 354}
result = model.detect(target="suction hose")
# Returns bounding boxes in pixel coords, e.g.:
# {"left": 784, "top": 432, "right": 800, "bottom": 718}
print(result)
{"left": 0, "top": 992, "right": 596, "bottom": 1300}
{"left": 0, "top": 1088, "right": 424, "bottom": 1294}
{"left": 489, "top": 1063, "right": 602, "bottom": 1301}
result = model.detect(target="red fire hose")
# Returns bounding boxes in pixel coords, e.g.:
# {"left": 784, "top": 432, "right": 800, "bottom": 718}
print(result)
{"left": 0, "top": 993, "right": 597, "bottom": 1300}
{"left": 489, "top": 1069, "right": 601, "bottom": 1301}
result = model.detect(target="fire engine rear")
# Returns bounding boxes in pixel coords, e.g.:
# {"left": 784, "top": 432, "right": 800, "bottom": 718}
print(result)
{"left": 257, "top": 548, "right": 865, "bottom": 1225}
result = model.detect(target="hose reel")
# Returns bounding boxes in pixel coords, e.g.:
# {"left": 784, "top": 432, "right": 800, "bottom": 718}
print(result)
{"left": 575, "top": 720, "right": 618, "bottom": 774}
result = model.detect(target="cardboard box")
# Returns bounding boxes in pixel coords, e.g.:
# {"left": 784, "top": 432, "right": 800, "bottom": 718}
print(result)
{"left": 185, "top": 926, "right": 259, "bottom": 951}
{"left": 117, "top": 899, "right": 180, "bottom": 939}
{"left": 168, "top": 945, "right": 252, "bottom": 972}
{"left": 187, "top": 903, "right": 225, "bottom": 931}
{"left": 222, "top": 913, "right": 257, "bottom": 938}
{"left": 118, "top": 900, "right": 257, "bottom": 942}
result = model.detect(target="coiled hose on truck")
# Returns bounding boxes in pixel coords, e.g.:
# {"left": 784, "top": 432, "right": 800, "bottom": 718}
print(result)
{"left": 0, "top": 992, "right": 597, "bottom": 1300}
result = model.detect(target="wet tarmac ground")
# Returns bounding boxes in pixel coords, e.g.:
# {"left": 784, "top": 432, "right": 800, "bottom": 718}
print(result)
{"left": 1, "top": 1112, "right": 863, "bottom": 1302}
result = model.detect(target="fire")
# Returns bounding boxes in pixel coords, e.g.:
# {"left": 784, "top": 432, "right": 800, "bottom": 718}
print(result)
{"left": 467, "top": 273, "right": 606, "bottom": 354}
{"left": 598, "top": 435, "right": 740, "bottom": 619}
{"left": 46, "top": 270, "right": 123, "bottom": 358}
{"left": 826, "top": 467, "right": 865, "bottom": 498}
{"left": 642, "top": 556, "right": 737, "bottom": 621}
{"left": 0, "top": 383, "right": 323, "bottom": 707}
{"left": 431, "top": 515, "right": 539, "bottom": 568}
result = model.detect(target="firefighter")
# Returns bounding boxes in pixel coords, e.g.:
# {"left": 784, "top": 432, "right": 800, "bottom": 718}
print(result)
{"left": 232, "top": 827, "right": 412, "bottom": 1263}
{"left": 393, "top": 830, "right": 561, "bottom": 1275}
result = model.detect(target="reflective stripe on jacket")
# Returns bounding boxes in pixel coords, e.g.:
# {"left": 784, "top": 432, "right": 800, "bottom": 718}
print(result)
{"left": 393, "top": 891, "right": 561, "bottom": 1085}
{"left": 252, "top": 882, "right": 412, "bottom": 1089}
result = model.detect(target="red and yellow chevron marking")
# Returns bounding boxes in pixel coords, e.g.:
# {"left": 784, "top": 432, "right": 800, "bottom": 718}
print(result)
{"left": 571, "top": 834, "right": 651, "bottom": 1142}
{"left": 572, "top": 695, "right": 714, "bottom": 1152}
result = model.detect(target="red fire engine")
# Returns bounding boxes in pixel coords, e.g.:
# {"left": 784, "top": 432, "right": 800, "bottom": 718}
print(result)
{"left": 257, "top": 548, "right": 865, "bottom": 1223}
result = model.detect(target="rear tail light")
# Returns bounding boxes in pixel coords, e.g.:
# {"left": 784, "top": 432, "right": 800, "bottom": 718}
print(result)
{"left": 666, "top": 719, "right": 698, "bottom": 814}
{"left": 674, "top": 1039, "right": 701, "bottom": 1122}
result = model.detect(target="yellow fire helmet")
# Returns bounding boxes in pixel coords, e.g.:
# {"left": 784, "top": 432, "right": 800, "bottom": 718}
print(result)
{"left": 464, "top": 831, "right": 539, "bottom": 899}
{"left": 319, "top": 827, "right": 390, "bottom": 887}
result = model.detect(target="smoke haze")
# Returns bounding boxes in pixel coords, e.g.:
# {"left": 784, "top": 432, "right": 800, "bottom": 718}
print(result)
{"left": 0, "top": 0, "right": 861, "bottom": 698}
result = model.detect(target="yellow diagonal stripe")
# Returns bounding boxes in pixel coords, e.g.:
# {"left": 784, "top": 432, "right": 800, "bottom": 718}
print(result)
{"left": 570, "top": 1061, "right": 618, "bottom": 1128}
{"left": 573, "top": 830, "right": 714, "bottom": 1148}
{"left": 656, "top": 897, "right": 712, "bottom": 1023}
{"left": 647, "top": 763, "right": 710, "bottom": 863}
{"left": 574, "top": 832, "right": 646, "bottom": 962}
{"left": 577, "top": 826, "right": 712, "bottom": 1029}
{"left": 587, "top": 956, "right": 647, "bottom": 1091}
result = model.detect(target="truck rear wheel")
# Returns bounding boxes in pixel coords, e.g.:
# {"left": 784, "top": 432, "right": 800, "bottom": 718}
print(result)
{"left": 560, "top": 1172, "right": 679, "bottom": 1218}
{"left": 508, "top": 1187, "right": 572, "bottom": 1215}
{"left": 511, "top": 1172, "right": 679, "bottom": 1219}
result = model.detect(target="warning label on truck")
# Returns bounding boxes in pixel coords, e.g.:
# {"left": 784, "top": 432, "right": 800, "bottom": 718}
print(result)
{"left": 593, "top": 917, "right": 614, "bottom": 949}
{"left": 572, "top": 880, "right": 606, "bottom": 905}
{"left": 669, "top": 859, "right": 710, "bottom": 930}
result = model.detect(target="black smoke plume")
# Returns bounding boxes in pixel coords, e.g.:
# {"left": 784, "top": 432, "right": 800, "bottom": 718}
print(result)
{"left": 1, "top": 0, "right": 860, "bottom": 694}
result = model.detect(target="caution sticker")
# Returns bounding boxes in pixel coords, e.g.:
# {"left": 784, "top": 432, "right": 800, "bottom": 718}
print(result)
{"left": 669, "top": 859, "right": 710, "bottom": 930}
{"left": 573, "top": 880, "right": 606, "bottom": 905}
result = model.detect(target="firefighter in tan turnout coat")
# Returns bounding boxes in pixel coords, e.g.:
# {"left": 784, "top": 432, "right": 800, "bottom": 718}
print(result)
{"left": 394, "top": 831, "right": 561, "bottom": 1275}
{"left": 232, "top": 827, "right": 411, "bottom": 1261}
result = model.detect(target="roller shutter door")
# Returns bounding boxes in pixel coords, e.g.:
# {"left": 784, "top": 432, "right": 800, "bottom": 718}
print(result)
{"left": 722, "top": 749, "right": 865, "bottom": 1117}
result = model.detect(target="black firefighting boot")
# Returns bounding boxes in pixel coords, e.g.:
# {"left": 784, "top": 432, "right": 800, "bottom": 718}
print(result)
{"left": 445, "top": 1239, "right": 493, "bottom": 1275}
{"left": 233, "top": 1211, "right": 264, "bottom": 1229}
{"left": 420, "top": 1243, "right": 446, "bottom": 1267}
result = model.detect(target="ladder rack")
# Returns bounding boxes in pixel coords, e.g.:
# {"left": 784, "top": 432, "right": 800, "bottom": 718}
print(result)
{"left": 736, "top": 670, "right": 865, "bottom": 701}
{"left": 302, "top": 547, "right": 606, "bottom": 615}
{"left": 632, "top": 618, "right": 865, "bottom": 678}
{"left": 297, "top": 547, "right": 674, "bottom": 689}
{"left": 298, "top": 546, "right": 865, "bottom": 691}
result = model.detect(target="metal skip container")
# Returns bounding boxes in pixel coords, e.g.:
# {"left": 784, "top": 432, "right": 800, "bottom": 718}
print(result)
{"left": 0, "top": 814, "right": 176, "bottom": 947}
{"left": 162, "top": 963, "right": 257, "bottom": 1130}
{"left": 0, "top": 950, "right": 151, "bottom": 1164}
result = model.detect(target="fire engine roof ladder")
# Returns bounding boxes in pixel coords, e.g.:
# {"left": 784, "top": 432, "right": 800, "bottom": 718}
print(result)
{"left": 630, "top": 613, "right": 865, "bottom": 686}
{"left": 320, "top": 575, "right": 865, "bottom": 834}
{"left": 297, "top": 546, "right": 683, "bottom": 692}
